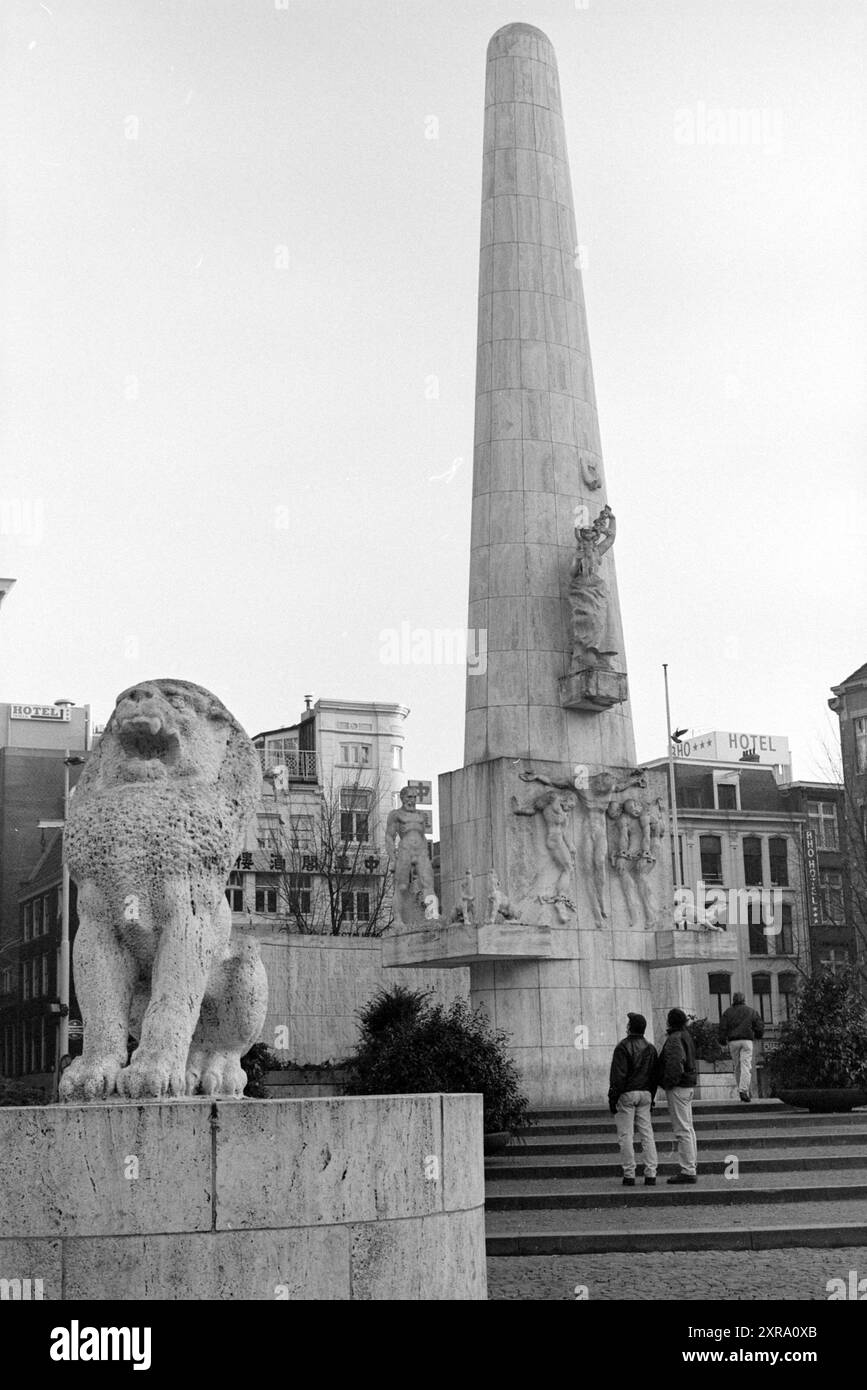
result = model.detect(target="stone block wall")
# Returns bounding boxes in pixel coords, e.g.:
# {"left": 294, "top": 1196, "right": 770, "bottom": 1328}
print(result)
{"left": 0, "top": 1094, "right": 486, "bottom": 1300}
{"left": 258, "top": 935, "right": 469, "bottom": 1063}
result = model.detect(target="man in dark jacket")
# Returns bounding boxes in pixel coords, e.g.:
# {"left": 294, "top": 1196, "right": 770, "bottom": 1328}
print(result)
{"left": 656, "top": 1007, "right": 698, "bottom": 1184}
{"left": 607, "top": 1012, "right": 658, "bottom": 1187}
{"left": 719, "top": 991, "right": 765, "bottom": 1102}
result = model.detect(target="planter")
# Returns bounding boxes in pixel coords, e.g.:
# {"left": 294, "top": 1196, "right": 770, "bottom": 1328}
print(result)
{"left": 483, "top": 1130, "right": 513, "bottom": 1155}
{"left": 776, "top": 1088, "right": 867, "bottom": 1114}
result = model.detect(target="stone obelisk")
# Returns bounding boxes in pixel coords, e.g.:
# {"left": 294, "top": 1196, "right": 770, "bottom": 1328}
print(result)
{"left": 465, "top": 22, "right": 633, "bottom": 771}
{"left": 386, "top": 24, "right": 733, "bottom": 1106}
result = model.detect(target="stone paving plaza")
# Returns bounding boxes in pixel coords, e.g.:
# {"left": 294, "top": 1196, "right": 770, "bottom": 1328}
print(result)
{"left": 488, "top": 1247, "right": 867, "bottom": 1300}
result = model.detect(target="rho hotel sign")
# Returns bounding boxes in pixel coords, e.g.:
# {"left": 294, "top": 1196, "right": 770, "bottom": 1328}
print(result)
{"left": 803, "top": 828, "right": 822, "bottom": 929}
{"left": 673, "top": 730, "right": 789, "bottom": 766}
{"left": 10, "top": 704, "right": 71, "bottom": 722}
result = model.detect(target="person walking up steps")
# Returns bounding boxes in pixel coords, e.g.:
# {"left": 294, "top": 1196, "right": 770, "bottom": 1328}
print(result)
{"left": 719, "top": 991, "right": 765, "bottom": 1102}
{"left": 656, "top": 1007, "right": 699, "bottom": 1184}
{"left": 607, "top": 1012, "right": 659, "bottom": 1187}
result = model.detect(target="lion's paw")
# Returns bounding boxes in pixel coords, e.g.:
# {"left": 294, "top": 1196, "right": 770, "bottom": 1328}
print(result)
{"left": 59, "top": 1056, "right": 123, "bottom": 1103}
{"left": 117, "top": 1053, "right": 187, "bottom": 1100}
{"left": 195, "top": 1051, "right": 246, "bottom": 1098}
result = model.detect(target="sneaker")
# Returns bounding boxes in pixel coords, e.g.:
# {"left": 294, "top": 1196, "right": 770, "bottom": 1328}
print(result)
{"left": 644, "top": 1176, "right": 657, "bottom": 1186}
{"left": 622, "top": 1176, "right": 636, "bottom": 1187}
{"left": 666, "top": 1173, "right": 697, "bottom": 1184}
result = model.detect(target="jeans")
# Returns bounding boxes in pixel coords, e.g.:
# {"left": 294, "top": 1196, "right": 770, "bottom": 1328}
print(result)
{"left": 729, "top": 1039, "right": 754, "bottom": 1094}
{"left": 614, "top": 1089, "right": 658, "bottom": 1178}
{"left": 665, "top": 1086, "right": 697, "bottom": 1176}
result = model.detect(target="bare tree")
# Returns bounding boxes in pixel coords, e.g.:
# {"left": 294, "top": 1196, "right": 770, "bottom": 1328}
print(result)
{"left": 242, "top": 768, "right": 396, "bottom": 937}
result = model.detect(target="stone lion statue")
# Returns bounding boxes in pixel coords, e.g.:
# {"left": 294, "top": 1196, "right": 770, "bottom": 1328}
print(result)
{"left": 59, "top": 678, "right": 267, "bottom": 1102}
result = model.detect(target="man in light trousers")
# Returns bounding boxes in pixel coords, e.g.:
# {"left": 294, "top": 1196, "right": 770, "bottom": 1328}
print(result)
{"left": 607, "top": 1012, "right": 659, "bottom": 1187}
{"left": 656, "top": 1007, "right": 699, "bottom": 1184}
{"left": 719, "top": 991, "right": 765, "bottom": 1102}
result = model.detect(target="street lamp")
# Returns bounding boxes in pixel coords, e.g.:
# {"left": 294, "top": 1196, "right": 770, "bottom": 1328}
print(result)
{"left": 39, "top": 747, "right": 85, "bottom": 1073}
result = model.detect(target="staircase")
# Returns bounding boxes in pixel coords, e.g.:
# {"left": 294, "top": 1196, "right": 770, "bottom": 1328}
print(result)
{"left": 486, "top": 1100, "right": 867, "bottom": 1255}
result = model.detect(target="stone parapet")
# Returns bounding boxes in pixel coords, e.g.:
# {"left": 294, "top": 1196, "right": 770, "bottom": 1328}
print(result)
{"left": 0, "top": 1095, "right": 485, "bottom": 1300}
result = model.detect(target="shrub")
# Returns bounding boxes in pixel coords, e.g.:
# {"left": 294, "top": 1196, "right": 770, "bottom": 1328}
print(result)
{"left": 0, "top": 1078, "right": 48, "bottom": 1107}
{"left": 241, "top": 1042, "right": 287, "bottom": 1098}
{"left": 764, "top": 969, "right": 867, "bottom": 1092}
{"left": 344, "top": 988, "right": 531, "bottom": 1134}
{"left": 687, "top": 1015, "right": 727, "bottom": 1064}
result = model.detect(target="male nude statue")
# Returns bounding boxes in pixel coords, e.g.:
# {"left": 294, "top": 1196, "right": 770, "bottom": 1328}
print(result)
{"left": 385, "top": 785, "right": 436, "bottom": 923}
{"left": 511, "top": 785, "right": 578, "bottom": 900}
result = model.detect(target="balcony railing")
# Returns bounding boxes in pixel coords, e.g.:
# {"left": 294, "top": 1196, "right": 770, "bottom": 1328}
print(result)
{"left": 263, "top": 751, "right": 317, "bottom": 781}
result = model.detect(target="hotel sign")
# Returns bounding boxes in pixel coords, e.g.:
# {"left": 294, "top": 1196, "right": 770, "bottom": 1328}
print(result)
{"left": 803, "top": 828, "right": 822, "bottom": 928}
{"left": 10, "top": 704, "right": 71, "bottom": 722}
{"left": 673, "top": 730, "right": 790, "bottom": 766}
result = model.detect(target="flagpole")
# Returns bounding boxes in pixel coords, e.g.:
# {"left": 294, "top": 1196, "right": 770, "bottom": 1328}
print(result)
{"left": 663, "top": 664, "right": 682, "bottom": 891}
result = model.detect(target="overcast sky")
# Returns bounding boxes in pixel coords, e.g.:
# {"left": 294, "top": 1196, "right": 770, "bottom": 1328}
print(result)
{"left": 2, "top": 0, "right": 865, "bottom": 805}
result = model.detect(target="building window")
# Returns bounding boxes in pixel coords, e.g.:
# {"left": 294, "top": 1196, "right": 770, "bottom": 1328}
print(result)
{"left": 807, "top": 800, "right": 839, "bottom": 850}
{"left": 748, "top": 902, "right": 768, "bottom": 955}
{"left": 341, "top": 889, "right": 371, "bottom": 924}
{"left": 340, "top": 788, "right": 371, "bottom": 842}
{"left": 256, "top": 814, "right": 282, "bottom": 850}
{"left": 392, "top": 745, "right": 403, "bottom": 771}
{"left": 288, "top": 815, "right": 315, "bottom": 850}
{"left": 288, "top": 873, "right": 312, "bottom": 916}
{"left": 716, "top": 783, "right": 738, "bottom": 811}
{"left": 855, "top": 716, "right": 867, "bottom": 775}
{"left": 22, "top": 962, "right": 30, "bottom": 1001}
{"left": 41, "top": 954, "right": 50, "bottom": 997}
{"left": 225, "top": 871, "right": 245, "bottom": 912}
{"left": 779, "top": 973, "right": 798, "bottom": 1021}
{"left": 778, "top": 904, "right": 794, "bottom": 955}
{"left": 339, "top": 743, "right": 371, "bottom": 767}
{"left": 265, "top": 735, "right": 298, "bottom": 765}
{"left": 708, "top": 972, "right": 732, "bottom": 1022}
{"left": 768, "top": 836, "right": 788, "bottom": 887}
{"left": 254, "top": 875, "right": 278, "bottom": 914}
{"left": 742, "top": 836, "right": 762, "bottom": 886}
{"left": 677, "top": 835, "right": 685, "bottom": 885}
{"left": 752, "top": 972, "right": 772, "bottom": 1023}
{"left": 700, "top": 835, "right": 722, "bottom": 884}
{"left": 820, "top": 870, "right": 844, "bottom": 924}
{"left": 31, "top": 958, "right": 40, "bottom": 999}
{"left": 23, "top": 901, "right": 32, "bottom": 943}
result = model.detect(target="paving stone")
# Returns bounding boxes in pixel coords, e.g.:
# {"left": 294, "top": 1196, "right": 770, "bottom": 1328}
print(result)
{"left": 487, "top": 1246, "right": 867, "bottom": 1300}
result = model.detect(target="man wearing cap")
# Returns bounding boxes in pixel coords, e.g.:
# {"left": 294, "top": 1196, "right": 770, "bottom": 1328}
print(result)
{"left": 656, "top": 1007, "right": 699, "bottom": 1183}
{"left": 607, "top": 1012, "right": 659, "bottom": 1187}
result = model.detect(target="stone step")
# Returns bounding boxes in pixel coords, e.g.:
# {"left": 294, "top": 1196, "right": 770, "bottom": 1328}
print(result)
{"left": 527, "top": 1110, "right": 867, "bottom": 1136}
{"left": 527, "top": 1101, "right": 784, "bottom": 1120}
{"left": 486, "top": 1217, "right": 867, "bottom": 1257}
{"left": 485, "top": 1168, "right": 867, "bottom": 1212}
{"left": 497, "top": 1126, "right": 867, "bottom": 1156}
{"left": 485, "top": 1145, "right": 867, "bottom": 1182}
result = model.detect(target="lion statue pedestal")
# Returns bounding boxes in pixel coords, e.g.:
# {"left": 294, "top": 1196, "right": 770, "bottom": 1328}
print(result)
{"left": 60, "top": 679, "right": 267, "bottom": 1102}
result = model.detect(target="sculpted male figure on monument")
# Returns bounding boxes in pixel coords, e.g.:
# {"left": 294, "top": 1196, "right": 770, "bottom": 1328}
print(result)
{"left": 519, "top": 767, "right": 647, "bottom": 927}
{"left": 568, "top": 504, "right": 617, "bottom": 673}
{"left": 59, "top": 679, "right": 266, "bottom": 1102}
{"left": 385, "top": 785, "right": 436, "bottom": 924}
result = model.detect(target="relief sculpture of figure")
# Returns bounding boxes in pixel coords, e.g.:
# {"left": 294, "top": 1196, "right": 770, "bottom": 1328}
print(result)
{"left": 449, "top": 867, "right": 476, "bottom": 925}
{"left": 510, "top": 784, "right": 578, "bottom": 923}
{"left": 607, "top": 793, "right": 666, "bottom": 929}
{"left": 385, "top": 784, "right": 436, "bottom": 925}
{"left": 485, "top": 870, "right": 518, "bottom": 924}
{"left": 568, "top": 504, "right": 617, "bottom": 674}
{"left": 520, "top": 766, "right": 647, "bottom": 928}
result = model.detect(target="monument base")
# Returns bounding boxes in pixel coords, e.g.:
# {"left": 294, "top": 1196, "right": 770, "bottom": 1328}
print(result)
{"left": 383, "top": 919, "right": 558, "bottom": 968}
{"left": 559, "top": 668, "right": 629, "bottom": 710}
{"left": 0, "top": 1095, "right": 485, "bottom": 1300}
{"left": 650, "top": 928, "right": 739, "bottom": 968}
